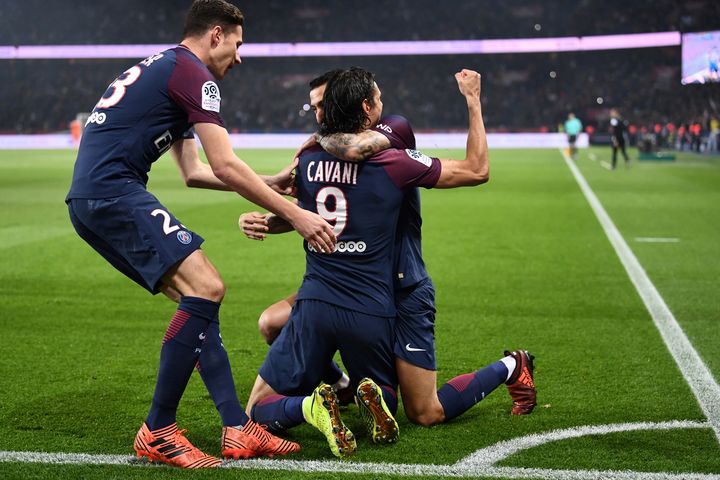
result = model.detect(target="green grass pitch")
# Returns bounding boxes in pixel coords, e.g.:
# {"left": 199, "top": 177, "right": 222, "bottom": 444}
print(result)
{"left": 1, "top": 146, "right": 719, "bottom": 479}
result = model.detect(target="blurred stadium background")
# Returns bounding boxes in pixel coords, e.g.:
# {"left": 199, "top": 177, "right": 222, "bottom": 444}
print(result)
{"left": 1, "top": 0, "right": 719, "bottom": 148}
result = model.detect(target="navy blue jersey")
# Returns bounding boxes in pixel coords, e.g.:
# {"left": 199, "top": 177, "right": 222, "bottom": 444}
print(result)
{"left": 67, "top": 46, "right": 224, "bottom": 200}
{"left": 295, "top": 139, "right": 441, "bottom": 317}
{"left": 372, "top": 116, "right": 434, "bottom": 290}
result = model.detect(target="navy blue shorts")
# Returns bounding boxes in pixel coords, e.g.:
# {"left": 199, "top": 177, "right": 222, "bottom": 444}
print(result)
{"left": 394, "top": 277, "right": 437, "bottom": 371}
{"left": 67, "top": 190, "right": 204, "bottom": 294}
{"left": 259, "top": 299, "right": 397, "bottom": 396}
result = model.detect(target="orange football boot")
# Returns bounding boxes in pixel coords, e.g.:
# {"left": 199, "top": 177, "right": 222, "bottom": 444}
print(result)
{"left": 134, "top": 423, "right": 221, "bottom": 468}
{"left": 504, "top": 349, "right": 537, "bottom": 415}
{"left": 222, "top": 420, "right": 300, "bottom": 459}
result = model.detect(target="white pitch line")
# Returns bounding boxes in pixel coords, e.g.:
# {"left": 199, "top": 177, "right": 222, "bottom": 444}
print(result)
{"left": 634, "top": 237, "right": 680, "bottom": 243}
{"left": 560, "top": 150, "right": 720, "bottom": 444}
{"left": 456, "top": 420, "right": 707, "bottom": 467}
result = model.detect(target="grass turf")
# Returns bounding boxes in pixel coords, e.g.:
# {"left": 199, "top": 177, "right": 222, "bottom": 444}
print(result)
{"left": 0, "top": 146, "right": 719, "bottom": 478}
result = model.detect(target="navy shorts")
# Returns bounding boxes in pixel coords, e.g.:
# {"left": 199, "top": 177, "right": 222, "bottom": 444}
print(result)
{"left": 394, "top": 277, "right": 437, "bottom": 371}
{"left": 67, "top": 190, "right": 204, "bottom": 294}
{"left": 259, "top": 299, "right": 397, "bottom": 396}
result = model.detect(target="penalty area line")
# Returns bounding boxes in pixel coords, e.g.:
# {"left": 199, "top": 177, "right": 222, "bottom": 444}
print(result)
{"left": 560, "top": 149, "right": 720, "bottom": 445}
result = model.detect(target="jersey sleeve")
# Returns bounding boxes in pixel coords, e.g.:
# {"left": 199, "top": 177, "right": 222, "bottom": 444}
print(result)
{"left": 377, "top": 148, "right": 441, "bottom": 189}
{"left": 168, "top": 51, "right": 225, "bottom": 128}
{"left": 373, "top": 115, "right": 416, "bottom": 150}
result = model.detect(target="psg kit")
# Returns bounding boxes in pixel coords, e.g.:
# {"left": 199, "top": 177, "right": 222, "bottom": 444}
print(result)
{"left": 66, "top": 45, "right": 222, "bottom": 292}
{"left": 259, "top": 115, "right": 442, "bottom": 394}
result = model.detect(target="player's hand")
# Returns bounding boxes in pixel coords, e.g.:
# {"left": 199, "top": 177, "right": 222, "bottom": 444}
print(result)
{"left": 238, "top": 211, "right": 270, "bottom": 240}
{"left": 290, "top": 209, "right": 336, "bottom": 254}
{"left": 293, "top": 134, "right": 318, "bottom": 161}
{"left": 455, "top": 69, "right": 481, "bottom": 100}
{"left": 267, "top": 158, "right": 298, "bottom": 196}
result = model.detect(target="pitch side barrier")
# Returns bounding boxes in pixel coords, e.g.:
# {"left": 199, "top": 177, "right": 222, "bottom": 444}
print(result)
{"left": 0, "top": 133, "right": 589, "bottom": 150}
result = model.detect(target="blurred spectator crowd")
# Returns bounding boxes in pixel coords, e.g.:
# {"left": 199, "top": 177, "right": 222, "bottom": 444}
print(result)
{"left": 1, "top": 0, "right": 719, "bottom": 152}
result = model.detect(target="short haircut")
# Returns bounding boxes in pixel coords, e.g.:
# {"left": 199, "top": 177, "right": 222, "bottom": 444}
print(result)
{"left": 320, "top": 67, "right": 376, "bottom": 135}
{"left": 183, "top": 0, "right": 244, "bottom": 38}
{"left": 309, "top": 69, "right": 344, "bottom": 90}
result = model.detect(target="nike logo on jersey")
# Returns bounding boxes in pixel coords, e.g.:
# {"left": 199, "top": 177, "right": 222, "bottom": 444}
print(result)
{"left": 405, "top": 343, "right": 426, "bottom": 352}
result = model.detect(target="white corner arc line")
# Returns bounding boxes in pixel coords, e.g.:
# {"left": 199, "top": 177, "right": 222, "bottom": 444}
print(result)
{"left": 455, "top": 420, "right": 707, "bottom": 468}
{"left": 560, "top": 150, "right": 720, "bottom": 444}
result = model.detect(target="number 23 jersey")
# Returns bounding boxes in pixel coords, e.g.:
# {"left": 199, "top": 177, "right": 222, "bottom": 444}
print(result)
{"left": 67, "top": 45, "right": 224, "bottom": 200}
{"left": 295, "top": 144, "right": 441, "bottom": 317}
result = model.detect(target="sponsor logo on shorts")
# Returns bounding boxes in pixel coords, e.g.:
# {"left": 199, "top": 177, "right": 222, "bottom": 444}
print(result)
{"left": 177, "top": 230, "right": 192, "bottom": 245}
{"left": 307, "top": 240, "right": 367, "bottom": 253}
{"left": 201, "top": 81, "right": 221, "bottom": 112}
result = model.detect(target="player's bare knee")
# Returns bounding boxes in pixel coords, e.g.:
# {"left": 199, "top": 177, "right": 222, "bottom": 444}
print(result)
{"left": 197, "top": 277, "right": 225, "bottom": 302}
{"left": 258, "top": 310, "right": 279, "bottom": 343}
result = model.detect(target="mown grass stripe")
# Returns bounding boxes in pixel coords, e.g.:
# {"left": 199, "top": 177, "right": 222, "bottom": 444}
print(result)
{"left": 560, "top": 150, "right": 720, "bottom": 444}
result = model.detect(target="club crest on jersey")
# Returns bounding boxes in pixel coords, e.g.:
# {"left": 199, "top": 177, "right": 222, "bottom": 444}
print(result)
{"left": 201, "top": 81, "right": 221, "bottom": 112}
{"left": 405, "top": 149, "right": 432, "bottom": 167}
{"left": 177, "top": 230, "right": 193, "bottom": 245}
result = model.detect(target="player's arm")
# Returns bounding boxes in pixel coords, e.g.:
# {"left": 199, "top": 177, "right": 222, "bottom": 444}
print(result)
{"left": 315, "top": 130, "right": 391, "bottom": 162}
{"left": 194, "top": 122, "right": 335, "bottom": 253}
{"left": 434, "top": 69, "right": 489, "bottom": 188}
{"left": 170, "top": 137, "right": 233, "bottom": 190}
{"left": 171, "top": 136, "right": 296, "bottom": 195}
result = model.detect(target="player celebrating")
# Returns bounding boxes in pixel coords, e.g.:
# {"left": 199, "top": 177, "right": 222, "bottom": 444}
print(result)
{"left": 65, "top": 0, "right": 335, "bottom": 468}
{"left": 241, "top": 68, "right": 536, "bottom": 432}
{"left": 242, "top": 68, "right": 535, "bottom": 458}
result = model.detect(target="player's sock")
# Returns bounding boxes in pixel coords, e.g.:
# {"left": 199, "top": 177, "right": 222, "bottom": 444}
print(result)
{"left": 332, "top": 371, "right": 350, "bottom": 391}
{"left": 250, "top": 395, "right": 305, "bottom": 433}
{"left": 197, "top": 315, "right": 249, "bottom": 427}
{"left": 379, "top": 385, "right": 398, "bottom": 415}
{"left": 500, "top": 355, "right": 516, "bottom": 382}
{"left": 323, "top": 361, "right": 344, "bottom": 385}
{"left": 145, "top": 296, "right": 217, "bottom": 431}
{"left": 437, "top": 360, "right": 508, "bottom": 422}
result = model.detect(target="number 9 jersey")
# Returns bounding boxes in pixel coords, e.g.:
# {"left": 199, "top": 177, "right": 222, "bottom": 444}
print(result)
{"left": 295, "top": 135, "right": 441, "bottom": 318}
{"left": 67, "top": 46, "right": 224, "bottom": 201}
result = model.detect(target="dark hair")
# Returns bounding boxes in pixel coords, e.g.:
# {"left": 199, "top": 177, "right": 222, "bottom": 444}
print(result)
{"left": 183, "top": 0, "right": 244, "bottom": 38}
{"left": 320, "top": 67, "right": 376, "bottom": 135}
{"left": 309, "top": 69, "right": 343, "bottom": 89}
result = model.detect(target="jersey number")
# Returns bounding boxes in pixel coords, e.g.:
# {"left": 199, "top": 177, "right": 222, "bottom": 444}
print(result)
{"left": 151, "top": 209, "right": 181, "bottom": 235}
{"left": 315, "top": 186, "right": 347, "bottom": 236}
{"left": 95, "top": 66, "right": 142, "bottom": 109}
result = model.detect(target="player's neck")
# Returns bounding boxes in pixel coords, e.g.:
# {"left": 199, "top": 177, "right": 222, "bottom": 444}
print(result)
{"left": 179, "top": 37, "right": 210, "bottom": 65}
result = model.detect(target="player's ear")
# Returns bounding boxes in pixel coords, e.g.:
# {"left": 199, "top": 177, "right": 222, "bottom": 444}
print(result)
{"left": 362, "top": 99, "right": 371, "bottom": 115}
{"left": 209, "top": 25, "right": 223, "bottom": 47}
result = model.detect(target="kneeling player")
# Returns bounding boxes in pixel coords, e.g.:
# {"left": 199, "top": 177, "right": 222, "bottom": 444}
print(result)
{"left": 242, "top": 67, "right": 536, "bottom": 443}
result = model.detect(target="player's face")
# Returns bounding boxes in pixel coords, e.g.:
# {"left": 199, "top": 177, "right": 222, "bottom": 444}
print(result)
{"left": 209, "top": 25, "right": 243, "bottom": 80}
{"left": 365, "top": 83, "right": 383, "bottom": 129}
{"left": 309, "top": 84, "right": 326, "bottom": 125}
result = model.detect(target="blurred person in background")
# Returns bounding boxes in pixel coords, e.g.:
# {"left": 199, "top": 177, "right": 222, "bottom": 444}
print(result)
{"left": 708, "top": 116, "right": 719, "bottom": 152}
{"left": 609, "top": 108, "right": 630, "bottom": 169}
{"left": 564, "top": 112, "right": 583, "bottom": 159}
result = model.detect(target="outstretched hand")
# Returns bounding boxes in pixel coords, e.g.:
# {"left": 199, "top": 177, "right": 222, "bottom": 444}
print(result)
{"left": 455, "top": 69, "right": 481, "bottom": 100}
{"left": 238, "top": 211, "right": 270, "bottom": 240}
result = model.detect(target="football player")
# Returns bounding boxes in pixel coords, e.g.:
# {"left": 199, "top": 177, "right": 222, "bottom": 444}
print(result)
{"left": 65, "top": 0, "right": 335, "bottom": 468}
{"left": 242, "top": 68, "right": 535, "bottom": 458}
